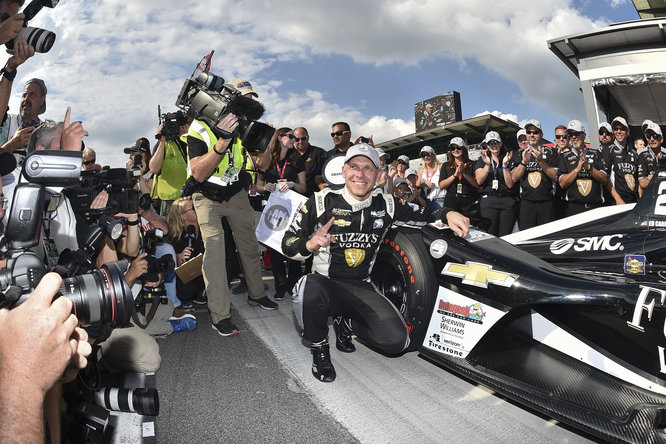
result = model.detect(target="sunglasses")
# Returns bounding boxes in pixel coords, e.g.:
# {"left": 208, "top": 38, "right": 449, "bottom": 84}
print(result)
{"left": 281, "top": 134, "right": 295, "bottom": 139}
{"left": 568, "top": 131, "right": 583, "bottom": 138}
{"left": 294, "top": 136, "right": 308, "bottom": 142}
{"left": 554, "top": 134, "right": 568, "bottom": 140}
{"left": 330, "top": 130, "right": 350, "bottom": 137}
{"left": 526, "top": 130, "right": 540, "bottom": 135}
{"left": 487, "top": 140, "right": 501, "bottom": 146}
{"left": 82, "top": 159, "right": 96, "bottom": 166}
{"left": 398, "top": 160, "right": 408, "bottom": 165}
{"left": 421, "top": 152, "right": 433, "bottom": 157}
{"left": 598, "top": 130, "right": 612, "bottom": 136}
{"left": 646, "top": 132, "right": 662, "bottom": 140}
{"left": 449, "top": 146, "right": 462, "bottom": 151}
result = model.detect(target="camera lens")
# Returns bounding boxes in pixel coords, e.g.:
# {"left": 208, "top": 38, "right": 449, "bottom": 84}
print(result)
{"left": 94, "top": 387, "right": 159, "bottom": 416}
{"left": 17, "top": 27, "right": 56, "bottom": 53}
{"left": 60, "top": 260, "right": 133, "bottom": 327}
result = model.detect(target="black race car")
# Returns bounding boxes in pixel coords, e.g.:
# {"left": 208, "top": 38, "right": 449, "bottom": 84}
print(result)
{"left": 371, "top": 174, "right": 666, "bottom": 444}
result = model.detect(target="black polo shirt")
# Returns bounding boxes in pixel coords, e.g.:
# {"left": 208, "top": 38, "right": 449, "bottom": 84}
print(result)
{"left": 558, "top": 148, "right": 607, "bottom": 204}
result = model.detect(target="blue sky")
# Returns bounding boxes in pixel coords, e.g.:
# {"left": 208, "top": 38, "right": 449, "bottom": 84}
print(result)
{"left": 13, "top": 0, "right": 639, "bottom": 167}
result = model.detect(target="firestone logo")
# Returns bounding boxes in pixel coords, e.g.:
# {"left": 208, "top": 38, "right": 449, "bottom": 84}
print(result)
{"left": 549, "top": 234, "right": 624, "bottom": 255}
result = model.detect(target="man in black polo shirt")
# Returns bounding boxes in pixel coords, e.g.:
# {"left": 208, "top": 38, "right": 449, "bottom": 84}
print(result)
{"left": 638, "top": 119, "right": 665, "bottom": 197}
{"left": 293, "top": 126, "right": 326, "bottom": 198}
{"left": 510, "top": 119, "right": 558, "bottom": 229}
{"left": 316, "top": 121, "right": 353, "bottom": 191}
{"left": 558, "top": 120, "right": 608, "bottom": 216}
{"left": 604, "top": 116, "right": 638, "bottom": 205}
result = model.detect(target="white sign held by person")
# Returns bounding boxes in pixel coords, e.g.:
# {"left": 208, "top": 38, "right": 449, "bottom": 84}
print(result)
{"left": 256, "top": 189, "right": 307, "bottom": 254}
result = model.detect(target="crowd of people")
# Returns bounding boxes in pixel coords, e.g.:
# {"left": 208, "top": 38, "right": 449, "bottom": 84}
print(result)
{"left": 0, "top": 0, "right": 663, "bottom": 438}
{"left": 382, "top": 117, "right": 662, "bottom": 238}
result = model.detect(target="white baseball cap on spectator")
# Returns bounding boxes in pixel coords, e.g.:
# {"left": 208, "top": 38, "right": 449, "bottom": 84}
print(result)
{"left": 405, "top": 168, "right": 418, "bottom": 178}
{"left": 566, "top": 120, "right": 585, "bottom": 133}
{"left": 523, "top": 119, "right": 542, "bottom": 131}
{"left": 643, "top": 120, "right": 663, "bottom": 137}
{"left": 397, "top": 155, "right": 410, "bottom": 164}
{"left": 611, "top": 116, "right": 628, "bottom": 129}
{"left": 375, "top": 147, "right": 389, "bottom": 160}
{"left": 420, "top": 145, "right": 435, "bottom": 155}
{"left": 484, "top": 131, "right": 502, "bottom": 144}
{"left": 599, "top": 122, "right": 612, "bottom": 133}
{"left": 393, "top": 177, "right": 409, "bottom": 187}
{"left": 516, "top": 129, "right": 526, "bottom": 139}
{"left": 448, "top": 137, "right": 465, "bottom": 147}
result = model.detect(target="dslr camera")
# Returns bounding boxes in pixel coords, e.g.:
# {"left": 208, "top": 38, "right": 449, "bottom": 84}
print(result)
{"left": 5, "top": 0, "right": 59, "bottom": 54}
{"left": 0, "top": 151, "right": 134, "bottom": 327}
{"left": 175, "top": 71, "right": 274, "bottom": 152}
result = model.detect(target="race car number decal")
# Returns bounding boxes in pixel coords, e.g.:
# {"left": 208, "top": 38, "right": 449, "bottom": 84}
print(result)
{"left": 628, "top": 285, "right": 666, "bottom": 374}
{"left": 423, "top": 288, "right": 507, "bottom": 358}
{"left": 654, "top": 181, "right": 666, "bottom": 216}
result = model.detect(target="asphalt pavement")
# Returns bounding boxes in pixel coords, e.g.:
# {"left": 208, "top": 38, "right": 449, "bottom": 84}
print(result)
{"left": 146, "top": 275, "right": 596, "bottom": 444}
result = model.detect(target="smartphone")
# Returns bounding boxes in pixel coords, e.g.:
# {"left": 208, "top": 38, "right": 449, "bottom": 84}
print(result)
{"left": 360, "top": 136, "right": 369, "bottom": 143}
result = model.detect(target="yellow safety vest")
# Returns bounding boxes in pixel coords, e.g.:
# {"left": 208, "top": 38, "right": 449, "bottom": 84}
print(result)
{"left": 150, "top": 135, "right": 188, "bottom": 200}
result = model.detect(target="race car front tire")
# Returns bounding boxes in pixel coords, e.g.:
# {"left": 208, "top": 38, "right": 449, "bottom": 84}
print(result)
{"left": 371, "top": 228, "right": 438, "bottom": 352}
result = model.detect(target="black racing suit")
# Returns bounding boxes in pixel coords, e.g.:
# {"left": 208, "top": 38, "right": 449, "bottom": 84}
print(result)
{"left": 282, "top": 186, "right": 451, "bottom": 353}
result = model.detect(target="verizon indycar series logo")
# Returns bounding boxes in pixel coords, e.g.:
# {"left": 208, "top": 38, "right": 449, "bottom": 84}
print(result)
{"left": 549, "top": 234, "right": 624, "bottom": 255}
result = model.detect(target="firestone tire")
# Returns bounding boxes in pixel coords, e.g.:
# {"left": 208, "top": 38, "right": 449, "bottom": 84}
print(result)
{"left": 371, "top": 228, "right": 438, "bottom": 352}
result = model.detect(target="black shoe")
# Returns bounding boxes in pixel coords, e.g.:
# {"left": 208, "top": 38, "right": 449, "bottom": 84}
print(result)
{"left": 311, "top": 342, "right": 336, "bottom": 382}
{"left": 180, "top": 301, "right": 194, "bottom": 309}
{"left": 248, "top": 296, "right": 278, "bottom": 310}
{"left": 231, "top": 280, "right": 247, "bottom": 295}
{"left": 333, "top": 316, "right": 356, "bottom": 353}
{"left": 274, "top": 291, "right": 285, "bottom": 301}
{"left": 211, "top": 318, "right": 239, "bottom": 336}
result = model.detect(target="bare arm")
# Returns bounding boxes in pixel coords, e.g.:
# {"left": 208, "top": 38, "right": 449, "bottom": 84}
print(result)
{"left": 149, "top": 126, "right": 165, "bottom": 174}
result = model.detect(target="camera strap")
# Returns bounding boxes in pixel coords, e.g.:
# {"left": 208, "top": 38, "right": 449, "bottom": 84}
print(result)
{"left": 131, "top": 296, "right": 161, "bottom": 329}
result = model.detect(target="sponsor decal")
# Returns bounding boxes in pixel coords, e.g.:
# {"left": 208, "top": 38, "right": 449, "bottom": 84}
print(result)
{"left": 624, "top": 255, "right": 646, "bottom": 275}
{"left": 625, "top": 174, "right": 636, "bottom": 190}
{"left": 429, "top": 239, "right": 448, "bottom": 259}
{"left": 263, "top": 205, "right": 290, "bottom": 231}
{"left": 654, "top": 181, "right": 666, "bottom": 216}
{"left": 383, "top": 238, "right": 417, "bottom": 284}
{"left": 649, "top": 220, "right": 666, "bottom": 227}
{"left": 371, "top": 210, "right": 386, "bottom": 217}
{"left": 332, "top": 208, "right": 352, "bottom": 216}
{"left": 528, "top": 171, "right": 541, "bottom": 188}
{"left": 423, "top": 288, "right": 508, "bottom": 358}
{"left": 437, "top": 300, "right": 486, "bottom": 324}
{"left": 285, "top": 236, "right": 298, "bottom": 246}
{"left": 441, "top": 262, "right": 517, "bottom": 288}
{"left": 576, "top": 179, "right": 592, "bottom": 196}
{"left": 344, "top": 248, "right": 365, "bottom": 268}
{"left": 333, "top": 219, "right": 352, "bottom": 227}
{"left": 373, "top": 219, "right": 384, "bottom": 229}
{"left": 466, "top": 228, "right": 494, "bottom": 243}
{"left": 300, "top": 204, "right": 308, "bottom": 213}
{"left": 549, "top": 234, "right": 624, "bottom": 255}
{"left": 627, "top": 286, "right": 666, "bottom": 374}
{"left": 337, "top": 232, "right": 379, "bottom": 248}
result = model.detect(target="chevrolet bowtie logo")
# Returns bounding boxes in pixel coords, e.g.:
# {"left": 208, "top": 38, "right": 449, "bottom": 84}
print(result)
{"left": 442, "top": 262, "right": 517, "bottom": 289}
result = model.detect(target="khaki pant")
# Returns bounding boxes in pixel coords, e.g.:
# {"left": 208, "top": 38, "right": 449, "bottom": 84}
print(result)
{"left": 98, "top": 326, "right": 161, "bottom": 373}
{"left": 193, "top": 191, "right": 266, "bottom": 324}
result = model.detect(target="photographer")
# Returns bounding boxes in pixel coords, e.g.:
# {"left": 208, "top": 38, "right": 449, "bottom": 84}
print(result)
{"left": 188, "top": 81, "right": 275, "bottom": 337}
{"left": 0, "top": 273, "right": 92, "bottom": 443}
{"left": 149, "top": 111, "right": 192, "bottom": 217}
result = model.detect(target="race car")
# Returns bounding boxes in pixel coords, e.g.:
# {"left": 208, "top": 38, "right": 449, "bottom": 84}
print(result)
{"left": 370, "top": 174, "right": 666, "bottom": 443}
{"left": 502, "top": 172, "right": 666, "bottom": 284}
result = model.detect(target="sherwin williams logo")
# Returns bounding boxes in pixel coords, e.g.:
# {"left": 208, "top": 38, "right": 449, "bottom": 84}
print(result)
{"left": 549, "top": 234, "right": 624, "bottom": 255}
{"left": 345, "top": 249, "right": 365, "bottom": 268}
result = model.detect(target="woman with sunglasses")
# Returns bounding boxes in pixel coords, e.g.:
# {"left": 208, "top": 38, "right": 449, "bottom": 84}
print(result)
{"left": 167, "top": 197, "right": 207, "bottom": 308}
{"left": 257, "top": 127, "right": 306, "bottom": 301}
{"left": 438, "top": 138, "right": 478, "bottom": 216}
{"left": 416, "top": 145, "right": 446, "bottom": 209}
{"left": 475, "top": 131, "right": 517, "bottom": 236}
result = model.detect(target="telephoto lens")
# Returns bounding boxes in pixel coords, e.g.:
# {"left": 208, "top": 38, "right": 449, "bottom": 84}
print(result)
{"left": 61, "top": 260, "right": 134, "bottom": 327}
{"left": 94, "top": 387, "right": 159, "bottom": 416}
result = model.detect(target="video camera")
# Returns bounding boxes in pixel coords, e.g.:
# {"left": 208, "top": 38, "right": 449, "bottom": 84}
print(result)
{"left": 5, "top": 0, "right": 59, "bottom": 54}
{"left": 0, "top": 151, "right": 134, "bottom": 328}
{"left": 175, "top": 71, "right": 274, "bottom": 152}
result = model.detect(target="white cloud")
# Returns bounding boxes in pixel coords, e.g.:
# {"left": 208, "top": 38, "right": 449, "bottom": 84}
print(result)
{"left": 8, "top": 0, "right": 611, "bottom": 167}
{"left": 475, "top": 110, "right": 519, "bottom": 125}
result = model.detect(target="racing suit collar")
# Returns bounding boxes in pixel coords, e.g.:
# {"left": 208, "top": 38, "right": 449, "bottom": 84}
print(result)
{"left": 341, "top": 185, "right": 376, "bottom": 211}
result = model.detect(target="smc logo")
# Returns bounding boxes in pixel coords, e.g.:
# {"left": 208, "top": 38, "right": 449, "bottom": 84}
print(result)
{"left": 550, "top": 234, "right": 624, "bottom": 255}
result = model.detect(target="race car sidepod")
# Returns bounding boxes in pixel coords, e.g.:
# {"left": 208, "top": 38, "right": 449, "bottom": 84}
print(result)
{"left": 373, "top": 223, "right": 666, "bottom": 444}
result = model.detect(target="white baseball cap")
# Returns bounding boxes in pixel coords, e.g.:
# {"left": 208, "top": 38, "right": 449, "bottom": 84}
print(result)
{"left": 420, "top": 145, "right": 435, "bottom": 155}
{"left": 566, "top": 119, "right": 585, "bottom": 133}
{"left": 448, "top": 137, "right": 465, "bottom": 148}
{"left": 643, "top": 120, "right": 663, "bottom": 137}
{"left": 484, "top": 131, "right": 502, "bottom": 144}
{"left": 405, "top": 168, "right": 418, "bottom": 177}
{"left": 523, "top": 119, "right": 542, "bottom": 131}
{"left": 397, "top": 155, "right": 410, "bottom": 163}
{"left": 344, "top": 143, "right": 380, "bottom": 168}
{"left": 611, "top": 116, "right": 628, "bottom": 129}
